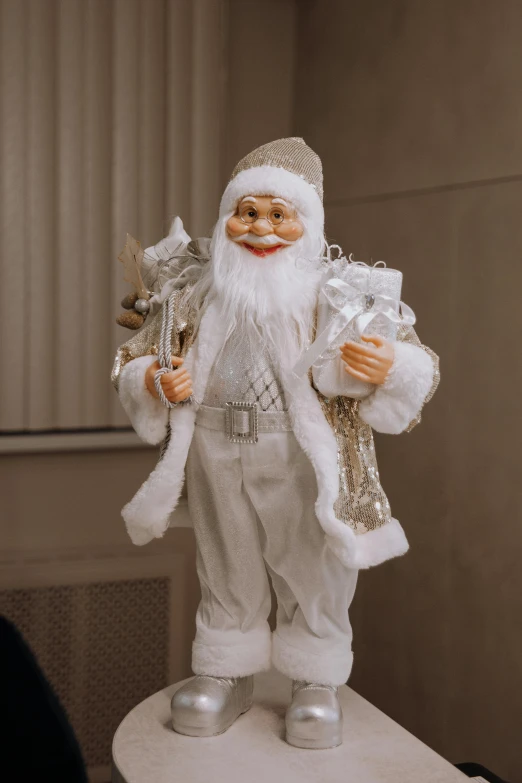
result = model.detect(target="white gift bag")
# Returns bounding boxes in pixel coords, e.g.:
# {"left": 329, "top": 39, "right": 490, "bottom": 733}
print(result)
{"left": 293, "top": 257, "right": 414, "bottom": 400}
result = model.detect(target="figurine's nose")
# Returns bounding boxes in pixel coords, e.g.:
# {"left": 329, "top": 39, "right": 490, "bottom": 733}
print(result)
{"left": 250, "top": 218, "right": 273, "bottom": 236}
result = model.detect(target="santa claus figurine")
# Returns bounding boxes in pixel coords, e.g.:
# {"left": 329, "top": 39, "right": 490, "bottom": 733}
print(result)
{"left": 112, "top": 138, "right": 439, "bottom": 749}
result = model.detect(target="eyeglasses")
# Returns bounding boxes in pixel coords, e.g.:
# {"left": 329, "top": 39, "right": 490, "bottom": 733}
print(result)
{"left": 238, "top": 203, "right": 296, "bottom": 226}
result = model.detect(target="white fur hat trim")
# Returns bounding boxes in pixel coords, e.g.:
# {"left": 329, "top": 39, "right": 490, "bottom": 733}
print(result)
{"left": 219, "top": 165, "right": 325, "bottom": 229}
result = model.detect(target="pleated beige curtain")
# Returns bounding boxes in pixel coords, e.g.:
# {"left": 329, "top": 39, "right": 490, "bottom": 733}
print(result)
{"left": 0, "top": 0, "right": 227, "bottom": 431}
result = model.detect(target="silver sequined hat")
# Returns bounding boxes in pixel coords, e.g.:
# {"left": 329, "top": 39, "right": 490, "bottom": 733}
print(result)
{"left": 219, "top": 137, "right": 325, "bottom": 228}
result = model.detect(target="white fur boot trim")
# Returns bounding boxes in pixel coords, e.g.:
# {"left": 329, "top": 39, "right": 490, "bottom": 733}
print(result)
{"left": 359, "top": 341, "right": 434, "bottom": 434}
{"left": 118, "top": 355, "right": 169, "bottom": 445}
{"left": 192, "top": 628, "right": 272, "bottom": 678}
{"left": 272, "top": 632, "right": 353, "bottom": 687}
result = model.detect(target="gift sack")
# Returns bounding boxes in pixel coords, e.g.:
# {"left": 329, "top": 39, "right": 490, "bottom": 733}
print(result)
{"left": 293, "top": 257, "right": 415, "bottom": 400}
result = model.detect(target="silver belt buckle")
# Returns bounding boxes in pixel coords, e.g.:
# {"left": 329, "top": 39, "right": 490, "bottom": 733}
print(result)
{"left": 225, "top": 402, "right": 258, "bottom": 444}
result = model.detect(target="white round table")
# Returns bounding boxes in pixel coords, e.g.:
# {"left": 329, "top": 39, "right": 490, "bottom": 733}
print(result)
{"left": 112, "top": 669, "right": 467, "bottom": 783}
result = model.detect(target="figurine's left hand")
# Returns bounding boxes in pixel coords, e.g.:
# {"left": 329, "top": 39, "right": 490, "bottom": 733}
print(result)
{"left": 340, "top": 335, "right": 394, "bottom": 385}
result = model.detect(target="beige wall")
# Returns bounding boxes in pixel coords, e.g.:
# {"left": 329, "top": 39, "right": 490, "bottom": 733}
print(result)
{"left": 295, "top": 1, "right": 522, "bottom": 781}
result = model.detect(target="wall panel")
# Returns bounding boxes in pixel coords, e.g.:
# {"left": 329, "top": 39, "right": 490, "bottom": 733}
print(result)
{"left": 56, "top": 0, "right": 86, "bottom": 429}
{"left": 1, "top": 0, "right": 28, "bottom": 429}
{"left": 26, "top": 0, "right": 57, "bottom": 429}
{"left": 84, "top": 0, "right": 113, "bottom": 428}
{"left": 331, "top": 184, "right": 522, "bottom": 781}
{"left": 0, "top": 0, "right": 233, "bottom": 432}
{"left": 224, "top": 0, "right": 297, "bottom": 177}
{"left": 190, "top": 0, "right": 227, "bottom": 238}
{"left": 164, "top": 0, "right": 193, "bottom": 230}
{"left": 299, "top": 4, "right": 522, "bottom": 778}
{"left": 109, "top": 0, "right": 142, "bottom": 427}
{"left": 297, "top": 0, "right": 522, "bottom": 203}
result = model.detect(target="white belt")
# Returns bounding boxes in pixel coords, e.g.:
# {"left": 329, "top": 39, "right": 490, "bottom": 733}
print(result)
{"left": 196, "top": 403, "right": 292, "bottom": 444}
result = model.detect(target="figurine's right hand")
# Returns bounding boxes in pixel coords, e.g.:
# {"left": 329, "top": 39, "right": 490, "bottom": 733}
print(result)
{"left": 145, "top": 356, "right": 193, "bottom": 403}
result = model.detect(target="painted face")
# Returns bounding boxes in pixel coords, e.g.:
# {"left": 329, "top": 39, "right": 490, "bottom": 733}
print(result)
{"left": 226, "top": 195, "right": 304, "bottom": 258}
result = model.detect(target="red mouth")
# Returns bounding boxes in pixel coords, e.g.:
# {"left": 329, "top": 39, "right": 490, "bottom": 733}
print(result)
{"left": 242, "top": 242, "right": 284, "bottom": 257}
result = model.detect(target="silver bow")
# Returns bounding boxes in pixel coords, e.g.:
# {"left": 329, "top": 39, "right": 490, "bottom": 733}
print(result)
{"left": 292, "top": 269, "right": 416, "bottom": 378}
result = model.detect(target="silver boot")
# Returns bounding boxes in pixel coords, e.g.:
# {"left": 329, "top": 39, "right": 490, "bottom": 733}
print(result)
{"left": 285, "top": 681, "right": 343, "bottom": 749}
{"left": 171, "top": 675, "right": 254, "bottom": 737}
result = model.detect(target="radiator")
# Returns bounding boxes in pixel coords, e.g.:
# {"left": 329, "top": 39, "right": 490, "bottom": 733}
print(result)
{"left": 0, "top": 547, "right": 194, "bottom": 782}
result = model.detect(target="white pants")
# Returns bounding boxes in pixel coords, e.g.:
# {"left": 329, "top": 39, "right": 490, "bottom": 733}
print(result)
{"left": 185, "top": 408, "right": 358, "bottom": 686}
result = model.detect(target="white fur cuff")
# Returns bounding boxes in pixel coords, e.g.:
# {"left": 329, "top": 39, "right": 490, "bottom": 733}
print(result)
{"left": 358, "top": 341, "right": 434, "bottom": 434}
{"left": 326, "top": 517, "right": 409, "bottom": 570}
{"left": 118, "top": 355, "right": 169, "bottom": 444}
{"left": 272, "top": 632, "right": 353, "bottom": 686}
{"left": 192, "top": 628, "right": 272, "bottom": 678}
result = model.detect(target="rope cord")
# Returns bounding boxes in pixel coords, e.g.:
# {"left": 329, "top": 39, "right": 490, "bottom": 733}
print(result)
{"left": 153, "top": 293, "right": 192, "bottom": 409}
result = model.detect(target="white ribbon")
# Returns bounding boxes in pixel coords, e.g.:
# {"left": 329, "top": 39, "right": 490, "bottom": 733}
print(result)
{"left": 292, "top": 266, "right": 416, "bottom": 378}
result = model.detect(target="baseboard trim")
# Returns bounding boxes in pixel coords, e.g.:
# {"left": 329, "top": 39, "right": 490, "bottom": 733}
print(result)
{"left": 0, "top": 429, "right": 154, "bottom": 454}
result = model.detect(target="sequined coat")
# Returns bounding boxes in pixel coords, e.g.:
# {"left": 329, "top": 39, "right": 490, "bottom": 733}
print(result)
{"left": 112, "top": 288, "right": 439, "bottom": 570}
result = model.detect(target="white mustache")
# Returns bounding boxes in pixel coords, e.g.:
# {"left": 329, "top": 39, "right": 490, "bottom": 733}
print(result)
{"left": 229, "top": 232, "right": 294, "bottom": 247}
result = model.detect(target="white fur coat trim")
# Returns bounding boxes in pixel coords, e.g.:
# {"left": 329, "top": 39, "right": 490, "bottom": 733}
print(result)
{"left": 121, "top": 305, "right": 412, "bottom": 568}
{"left": 122, "top": 301, "right": 227, "bottom": 546}
{"left": 345, "top": 517, "right": 409, "bottom": 569}
{"left": 219, "top": 164, "right": 324, "bottom": 228}
{"left": 359, "top": 341, "right": 434, "bottom": 434}
{"left": 282, "top": 368, "right": 409, "bottom": 569}
{"left": 118, "top": 355, "right": 169, "bottom": 445}
{"left": 272, "top": 632, "right": 353, "bottom": 686}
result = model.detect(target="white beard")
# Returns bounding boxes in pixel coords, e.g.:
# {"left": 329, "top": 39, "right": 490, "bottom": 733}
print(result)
{"left": 204, "top": 216, "right": 325, "bottom": 363}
